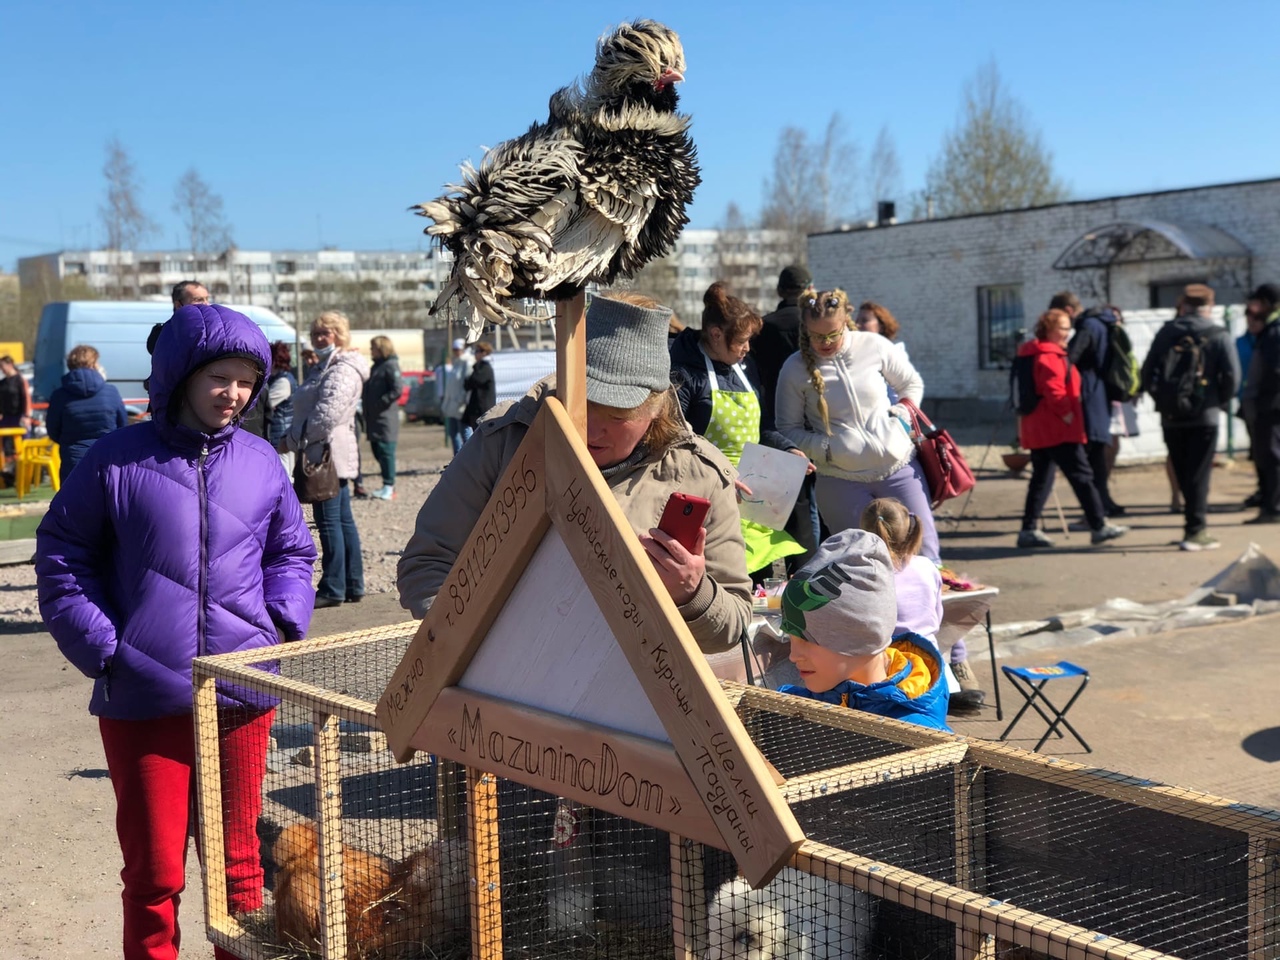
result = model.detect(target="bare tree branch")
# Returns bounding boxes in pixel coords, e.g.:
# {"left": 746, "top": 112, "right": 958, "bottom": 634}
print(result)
{"left": 761, "top": 113, "right": 859, "bottom": 261}
{"left": 172, "top": 168, "right": 233, "bottom": 256}
{"left": 925, "top": 61, "right": 1069, "bottom": 217}
{"left": 864, "top": 125, "right": 902, "bottom": 218}
{"left": 99, "top": 138, "right": 156, "bottom": 296}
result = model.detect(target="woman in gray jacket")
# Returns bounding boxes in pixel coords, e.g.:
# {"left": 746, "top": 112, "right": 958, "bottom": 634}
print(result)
{"left": 289, "top": 311, "right": 370, "bottom": 607}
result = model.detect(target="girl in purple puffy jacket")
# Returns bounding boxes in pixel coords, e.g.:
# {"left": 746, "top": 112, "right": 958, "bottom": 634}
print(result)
{"left": 36, "top": 304, "right": 317, "bottom": 960}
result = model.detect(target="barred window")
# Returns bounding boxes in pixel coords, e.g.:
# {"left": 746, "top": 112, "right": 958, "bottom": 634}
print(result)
{"left": 977, "top": 283, "right": 1024, "bottom": 369}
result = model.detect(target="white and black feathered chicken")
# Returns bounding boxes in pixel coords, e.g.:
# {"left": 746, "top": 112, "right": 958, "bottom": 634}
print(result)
{"left": 413, "top": 19, "right": 701, "bottom": 335}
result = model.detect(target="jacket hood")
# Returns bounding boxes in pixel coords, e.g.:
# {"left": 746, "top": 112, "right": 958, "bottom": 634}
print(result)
{"left": 328, "top": 347, "right": 372, "bottom": 381}
{"left": 150, "top": 304, "right": 270, "bottom": 427}
{"left": 1173, "top": 312, "right": 1222, "bottom": 334}
{"left": 60, "top": 366, "right": 106, "bottom": 399}
{"left": 1018, "top": 338, "right": 1068, "bottom": 359}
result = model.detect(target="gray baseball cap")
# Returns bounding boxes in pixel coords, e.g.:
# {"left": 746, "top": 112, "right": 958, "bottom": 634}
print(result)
{"left": 780, "top": 529, "right": 898, "bottom": 658}
{"left": 585, "top": 295, "right": 674, "bottom": 408}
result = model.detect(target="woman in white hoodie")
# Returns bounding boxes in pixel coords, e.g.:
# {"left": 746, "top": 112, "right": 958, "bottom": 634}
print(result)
{"left": 775, "top": 288, "right": 940, "bottom": 561}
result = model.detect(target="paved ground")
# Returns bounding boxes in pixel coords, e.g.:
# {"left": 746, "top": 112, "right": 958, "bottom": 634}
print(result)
{"left": 3, "top": 426, "right": 1278, "bottom": 958}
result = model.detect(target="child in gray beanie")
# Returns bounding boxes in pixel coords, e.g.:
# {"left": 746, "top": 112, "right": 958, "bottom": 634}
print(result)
{"left": 777, "top": 528, "right": 952, "bottom": 731}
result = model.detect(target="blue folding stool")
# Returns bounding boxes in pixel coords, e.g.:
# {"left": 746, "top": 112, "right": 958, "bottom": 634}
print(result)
{"left": 998, "top": 661, "right": 1091, "bottom": 753}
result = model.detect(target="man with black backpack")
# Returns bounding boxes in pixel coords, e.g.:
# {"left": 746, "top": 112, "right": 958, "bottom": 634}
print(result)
{"left": 1141, "top": 284, "right": 1240, "bottom": 551}
{"left": 1056, "top": 292, "right": 1127, "bottom": 517}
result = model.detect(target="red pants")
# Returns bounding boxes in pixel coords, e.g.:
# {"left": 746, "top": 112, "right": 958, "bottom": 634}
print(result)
{"left": 99, "top": 709, "right": 274, "bottom": 960}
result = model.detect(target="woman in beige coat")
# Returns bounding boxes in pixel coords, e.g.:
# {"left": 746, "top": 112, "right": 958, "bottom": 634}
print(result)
{"left": 398, "top": 295, "right": 752, "bottom": 653}
{"left": 289, "top": 311, "right": 370, "bottom": 608}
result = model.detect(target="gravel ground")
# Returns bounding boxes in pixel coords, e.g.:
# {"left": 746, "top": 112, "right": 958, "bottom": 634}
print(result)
{"left": 0, "top": 422, "right": 458, "bottom": 628}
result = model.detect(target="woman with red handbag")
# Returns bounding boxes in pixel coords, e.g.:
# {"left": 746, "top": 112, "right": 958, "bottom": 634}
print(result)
{"left": 1016, "top": 309, "right": 1128, "bottom": 549}
{"left": 775, "top": 288, "right": 941, "bottom": 561}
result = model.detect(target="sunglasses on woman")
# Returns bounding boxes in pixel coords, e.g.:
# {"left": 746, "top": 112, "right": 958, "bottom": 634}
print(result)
{"left": 808, "top": 330, "right": 843, "bottom": 346}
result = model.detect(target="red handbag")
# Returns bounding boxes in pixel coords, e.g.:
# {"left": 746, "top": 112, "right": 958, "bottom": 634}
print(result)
{"left": 899, "top": 399, "right": 976, "bottom": 507}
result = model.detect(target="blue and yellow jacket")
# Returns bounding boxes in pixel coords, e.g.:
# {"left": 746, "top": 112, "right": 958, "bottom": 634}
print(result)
{"left": 779, "top": 633, "right": 952, "bottom": 732}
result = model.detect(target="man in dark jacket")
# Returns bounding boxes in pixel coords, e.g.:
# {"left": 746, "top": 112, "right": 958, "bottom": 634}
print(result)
{"left": 753, "top": 264, "right": 820, "bottom": 569}
{"left": 1242, "top": 283, "right": 1280, "bottom": 524}
{"left": 1140, "top": 284, "right": 1240, "bottom": 550}
{"left": 1058, "top": 292, "right": 1124, "bottom": 516}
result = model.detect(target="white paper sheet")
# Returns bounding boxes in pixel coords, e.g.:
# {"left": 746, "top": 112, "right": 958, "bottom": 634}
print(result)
{"left": 735, "top": 441, "right": 809, "bottom": 530}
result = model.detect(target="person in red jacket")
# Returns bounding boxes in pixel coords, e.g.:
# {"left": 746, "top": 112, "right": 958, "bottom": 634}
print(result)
{"left": 1016, "top": 309, "right": 1129, "bottom": 548}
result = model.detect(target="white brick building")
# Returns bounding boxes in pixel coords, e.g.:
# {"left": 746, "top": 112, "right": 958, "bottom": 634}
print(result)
{"left": 807, "top": 178, "right": 1280, "bottom": 407}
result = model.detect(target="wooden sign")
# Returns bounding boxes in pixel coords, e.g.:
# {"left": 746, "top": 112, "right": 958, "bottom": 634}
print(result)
{"left": 378, "top": 394, "right": 804, "bottom": 888}
{"left": 414, "top": 689, "right": 722, "bottom": 848}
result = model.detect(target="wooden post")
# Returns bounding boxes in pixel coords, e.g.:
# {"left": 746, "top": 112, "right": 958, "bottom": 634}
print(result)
{"left": 1248, "top": 836, "right": 1279, "bottom": 960}
{"left": 671, "top": 835, "right": 707, "bottom": 960}
{"left": 192, "top": 668, "right": 232, "bottom": 938}
{"left": 954, "top": 760, "right": 994, "bottom": 960}
{"left": 556, "top": 291, "right": 587, "bottom": 441}
{"left": 437, "top": 758, "right": 464, "bottom": 841}
{"left": 467, "top": 767, "right": 503, "bottom": 960}
{"left": 314, "top": 712, "right": 348, "bottom": 960}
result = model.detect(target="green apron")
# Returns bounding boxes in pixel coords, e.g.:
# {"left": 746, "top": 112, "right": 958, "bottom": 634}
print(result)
{"left": 699, "top": 349, "right": 804, "bottom": 574}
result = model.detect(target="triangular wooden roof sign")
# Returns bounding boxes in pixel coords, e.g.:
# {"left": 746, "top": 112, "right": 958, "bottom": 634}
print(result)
{"left": 378, "top": 396, "right": 804, "bottom": 887}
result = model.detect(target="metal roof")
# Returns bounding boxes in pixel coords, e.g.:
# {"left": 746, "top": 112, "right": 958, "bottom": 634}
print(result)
{"left": 1054, "top": 219, "right": 1251, "bottom": 270}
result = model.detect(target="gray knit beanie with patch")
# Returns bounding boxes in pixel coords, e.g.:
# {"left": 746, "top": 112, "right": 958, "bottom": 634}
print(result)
{"left": 780, "top": 528, "right": 898, "bottom": 657}
{"left": 585, "top": 295, "right": 674, "bottom": 408}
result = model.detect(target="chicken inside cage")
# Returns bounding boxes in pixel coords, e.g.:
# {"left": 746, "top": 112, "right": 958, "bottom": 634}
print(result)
{"left": 705, "top": 867, "right": 872, "bottom": 960}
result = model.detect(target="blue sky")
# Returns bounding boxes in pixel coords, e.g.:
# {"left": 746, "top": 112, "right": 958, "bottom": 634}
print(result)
{"left": 1, "top": 0, "right": 1276, "bottom": 270}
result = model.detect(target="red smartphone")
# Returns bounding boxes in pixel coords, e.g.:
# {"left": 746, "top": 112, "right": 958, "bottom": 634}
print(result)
{"left": 657, "top": 492, "right": 711, "bottom": 553}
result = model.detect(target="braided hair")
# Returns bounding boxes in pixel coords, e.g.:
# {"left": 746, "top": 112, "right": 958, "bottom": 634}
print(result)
{"left": 797, "top": 287, "right": 851, "bottom": 437}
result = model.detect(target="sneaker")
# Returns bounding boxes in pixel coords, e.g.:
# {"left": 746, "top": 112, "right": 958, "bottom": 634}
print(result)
{"left": 1179, "top": 530, "right": 1220, "bottom": 551}
{"left": 352, "top": 484, "right": 370, "bottom": 499}
{"left": 1244, "top": 492, "right": 1263, "bottom": 509}
{"left": 1105, "top": 504, "right": 1128, "bottom": 517}
{"left": 1067, "top": 518, "right": 1090, "bottom": 532}
{"left": 1017, "top": 529, "right": 1054, "bottom": 549}
{"left": 371, "top": 485, "right": 395, "bottom": 501}
{"left": 1090, "top": 523, "right": 1128, "bottom": 545}
{"left": 948, "top": 660, "right": 986, "bottom": 712}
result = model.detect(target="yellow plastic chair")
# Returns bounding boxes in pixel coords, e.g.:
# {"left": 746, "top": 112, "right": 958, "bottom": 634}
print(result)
{"left": 17, "top": 437, "right": 60, "bottom": 497}
{"left": 0, "top": 427, "right": 27, "bottom": 487}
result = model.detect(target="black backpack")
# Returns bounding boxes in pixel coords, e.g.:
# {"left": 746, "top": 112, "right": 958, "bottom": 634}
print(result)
{"left": 1151, "top": 329, "right": 1209, "bottom": 419}
{"left": 1009, "top": 355, "right": 1040, "bottom": 415}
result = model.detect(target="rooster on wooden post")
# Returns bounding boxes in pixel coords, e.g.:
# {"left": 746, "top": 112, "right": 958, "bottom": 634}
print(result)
{"left": 413, "top": 19, "right": 701, "bottom": 340}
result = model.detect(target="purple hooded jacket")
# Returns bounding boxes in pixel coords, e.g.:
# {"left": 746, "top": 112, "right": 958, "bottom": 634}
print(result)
{"left": 36, "top": 304, "right": 317, "bottom": 720}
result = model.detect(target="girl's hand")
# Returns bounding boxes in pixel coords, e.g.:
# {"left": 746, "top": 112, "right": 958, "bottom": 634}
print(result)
{"left": 788, "top": 447, "right": 816, "bottom": 474}
{"left": 733, "top": 478, "right": 753, "bottom": 502}
{"left": 639, "top": 526, "right": 707, "bottom": 606}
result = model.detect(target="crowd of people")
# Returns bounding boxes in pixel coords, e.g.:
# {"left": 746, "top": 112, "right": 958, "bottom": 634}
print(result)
{"left": 25, "top": 268, "right": 1280, "bottom": 959}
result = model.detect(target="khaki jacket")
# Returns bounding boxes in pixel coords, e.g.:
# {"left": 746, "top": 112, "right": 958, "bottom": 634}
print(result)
{"left": 398, "top": 379, "right": 752, "bottom": 653}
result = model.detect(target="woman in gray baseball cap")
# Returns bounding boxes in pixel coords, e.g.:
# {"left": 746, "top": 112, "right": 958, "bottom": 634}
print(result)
{"left": 398, "top": 293, "right": 752, "bottom": 653}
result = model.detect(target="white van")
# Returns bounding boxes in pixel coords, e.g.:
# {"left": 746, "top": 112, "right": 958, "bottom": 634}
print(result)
{"left": 487, "top": 348, "right": 557, "bottom": 407}
{"left": 33, "top": 301, "right": 298, "bottom": 402}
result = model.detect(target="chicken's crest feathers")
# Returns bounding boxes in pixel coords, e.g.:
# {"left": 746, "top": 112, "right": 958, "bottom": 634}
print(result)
{"left": 588, "top": 20, "right": 685, "bottom": 103}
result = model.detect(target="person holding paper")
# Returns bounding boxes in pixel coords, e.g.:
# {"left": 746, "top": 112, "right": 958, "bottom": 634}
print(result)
{"left": 776, "top": 288, "right": 941, "bottom": 562}
{"left": 670, "top": 282, "right": 808, "bottom": 578}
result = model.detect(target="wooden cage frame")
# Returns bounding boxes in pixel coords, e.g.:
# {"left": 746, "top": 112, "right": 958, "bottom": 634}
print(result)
{"left": 194, "top": 623, "right": 1280, "bottom": 960}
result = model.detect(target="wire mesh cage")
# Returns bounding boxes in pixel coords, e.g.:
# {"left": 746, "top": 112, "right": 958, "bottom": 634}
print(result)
{"left": 194, "top": 625, "right": 1280, "bottom": 960}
